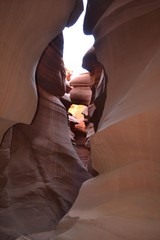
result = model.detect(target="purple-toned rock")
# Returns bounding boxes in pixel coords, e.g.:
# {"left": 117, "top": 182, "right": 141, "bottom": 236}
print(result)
{"left": 0, "top": 0, "right": 83, "bottom": 143}
{"left": 69, "top": 73, "right": 92, "bottom": 106}
{"left": 36, "top": 33, "right": 66, "bottom": 96}
{"left": 0, "top": 87, "right": 91, "bottom": 239}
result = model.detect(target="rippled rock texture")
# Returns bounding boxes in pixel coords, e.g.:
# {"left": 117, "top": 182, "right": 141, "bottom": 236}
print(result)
{"left": 36, "top": 1, "right": 160, "bottom": 240}
{"left": 0, "top": 1, "right": 92, "bottom": 239}
{"left": 69, "top": 73, "right": 92, "bottom": 106}
{"left": 0, "top": 87, "right": 91, "bottom": 240}
{"left": 2, "top": 1, "right": 160, "bottom": 240}
{"left": 0, "top": 0, "right": 83, "bottom": 142}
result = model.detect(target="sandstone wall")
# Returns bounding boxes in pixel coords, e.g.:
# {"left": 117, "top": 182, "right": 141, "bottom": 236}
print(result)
{"left": 0, "top": 0, "right": 83, "bottom": 143}
{"left": 39, "top": 1, "right": 160, "bottom": 240}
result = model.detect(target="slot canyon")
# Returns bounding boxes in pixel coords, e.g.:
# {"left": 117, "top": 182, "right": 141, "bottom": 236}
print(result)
{"left": 0, "top": 1, "right": 160, "bottom": 240}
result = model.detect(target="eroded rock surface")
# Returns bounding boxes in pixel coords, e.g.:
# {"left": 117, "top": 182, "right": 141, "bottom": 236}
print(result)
{"left": 31, "top": 1, "right": 160, "bottom": 240}
{"left": 0, "top": 0, "right": 83, "bottom": 142}
{"left": 0, "top": 4, "right": 92, "bottom": 238}
{"left": 69, "top": 73, "right": 92, "bottom": 106}
{"left": 0, "top": 87, "right": 91, "bottom": 240}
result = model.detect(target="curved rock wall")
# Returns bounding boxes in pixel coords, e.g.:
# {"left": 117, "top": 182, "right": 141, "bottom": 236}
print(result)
{"left": 0, "top": 1, "right": 93, "bottom": 239}
{"left": 0, "top": 0, "right": 83, "bottom": 143}
{"left": 41, "top": 1, "right": 160, "bottom": 240}
{"left": 2, "top": 1, "right": 160, "bottom": 240}
{"left": 36, "top": 33, "right": 66, "bottom": 96}
{"left": 82, "top": 47, "right": 108, "bottom": 132}
{"left": 0, "top": 87, "right": 91, "bottom": 240}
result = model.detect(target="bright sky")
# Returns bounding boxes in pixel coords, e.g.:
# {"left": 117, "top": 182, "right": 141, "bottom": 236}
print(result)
{"left": 63, "top": 0, "right": 94, "bottom": 78}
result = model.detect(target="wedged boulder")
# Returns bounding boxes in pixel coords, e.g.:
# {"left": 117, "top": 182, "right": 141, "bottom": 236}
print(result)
{"left": 69, "top": 73, "right": 92, "bottom": 106}
{"left": 0, "top": 87, "right": 91, "bottom": 240}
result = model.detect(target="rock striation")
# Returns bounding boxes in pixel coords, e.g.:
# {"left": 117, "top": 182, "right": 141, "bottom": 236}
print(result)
{"left": 0, "top": 87, "right": 91, "bottom": 240}
{"left": 35, "top": 1, "right": 160, "bottom": 240}
{"left": 2, "top": 1, "right": 160, "bottom": 240}
{"left": 0, "top": 0, "right": 83, "bottom": 143}
{"left": 69, "top": 73, "right": 92, "bottom": 106}
{"left": 0, "top": 3, "right": 92, "bottom": 238}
